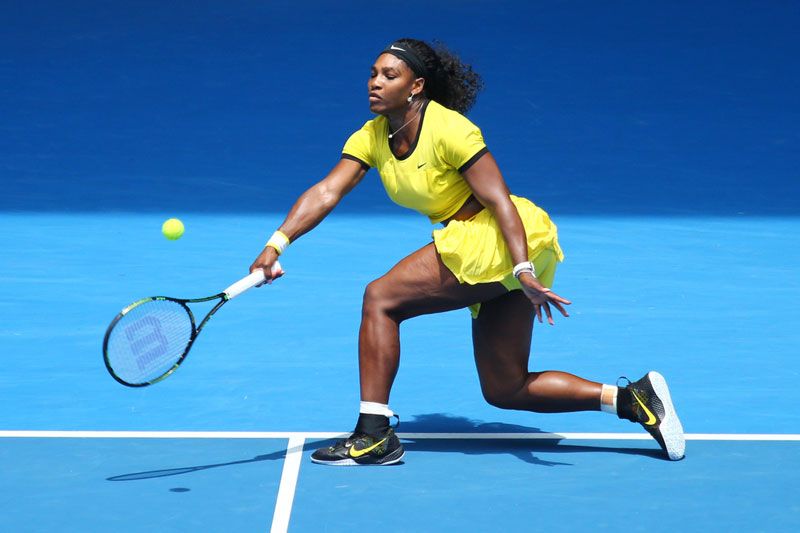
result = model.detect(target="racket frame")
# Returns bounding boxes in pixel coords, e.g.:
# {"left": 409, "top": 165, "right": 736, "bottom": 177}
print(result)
{"left": 102, "top": 293, "right": 227, "bottom": 387}
{"left": 103, "top": 268, "right": 271, "bottom": 387}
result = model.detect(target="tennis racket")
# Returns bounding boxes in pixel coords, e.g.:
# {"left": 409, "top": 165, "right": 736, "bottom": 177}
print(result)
{"left": 103, "top": 264, "right": 280, "bottom": 387}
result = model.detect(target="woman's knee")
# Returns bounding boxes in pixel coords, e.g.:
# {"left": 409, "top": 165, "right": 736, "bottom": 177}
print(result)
{"left": 481, "top": 385, "right": 520, "bottom": 410}
{"left": 362, "top": 279, "right": 399, "bottom": 318}
{"left": 480, "top": 377, "right": 551, "bottom": 412}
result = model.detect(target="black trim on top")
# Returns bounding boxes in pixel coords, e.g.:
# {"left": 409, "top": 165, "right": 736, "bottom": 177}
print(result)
{"left": 389, "top": 99, "right": 430, "bottom": 161}
{"left": 341, "top": 153, "right": 370, "bottom": 171}
{"left": 458, "top": 146, "right": 490, "bottom": 173}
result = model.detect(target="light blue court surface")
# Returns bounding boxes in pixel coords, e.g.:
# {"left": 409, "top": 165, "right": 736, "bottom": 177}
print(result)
{"left": 2, "top": 0, "right": 800, "bottom": 531}
{"left": 2, "top": 214, "right": 799, "bottom": 531}
{"left": 2, "top": 435, "right": 800, "bottom": 532}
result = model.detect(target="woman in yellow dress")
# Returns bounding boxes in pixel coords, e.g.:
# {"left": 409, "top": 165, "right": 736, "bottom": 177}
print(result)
{"left": 249, "top": 38, "right": 684, "bottom": 465}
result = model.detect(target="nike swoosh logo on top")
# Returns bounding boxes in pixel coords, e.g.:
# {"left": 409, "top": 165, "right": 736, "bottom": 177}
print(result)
{"left": 631, "top": 390, "right": 657, "bottom": 426}
{"left": 417, "top": 162, "right": 426, "bottom": 168}
{"left": 390, "top": 45, "right": 406, "bottom": 52}
{"left": 349, "top": 438, "right": 387, "bottom": 458}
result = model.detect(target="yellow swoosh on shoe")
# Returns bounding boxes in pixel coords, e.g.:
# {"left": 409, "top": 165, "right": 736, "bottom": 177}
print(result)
{"left": 631, "top": 390, "right": 658, "bottom": 426}
{"left": 349, "top": 438, "right": 387, "bottom": 458}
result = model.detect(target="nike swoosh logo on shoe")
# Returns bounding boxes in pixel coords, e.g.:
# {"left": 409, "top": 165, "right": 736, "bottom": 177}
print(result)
{"left": 349, "top": 438, "right": 387, "bottom": 458}
{"left": 631, "top": 390, "right": 657, "bottom": 426}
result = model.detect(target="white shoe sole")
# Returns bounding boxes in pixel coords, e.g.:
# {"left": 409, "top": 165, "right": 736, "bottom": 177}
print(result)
{"left": 310, "top": 450, "right": 405, "bottom": 466}
{"left": 648, "top": 371, "right": 686, "bottom": 460}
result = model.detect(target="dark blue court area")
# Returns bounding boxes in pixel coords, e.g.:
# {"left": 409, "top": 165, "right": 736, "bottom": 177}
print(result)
{"left": 1, "top": 1, "right": 799, "bottom": 531}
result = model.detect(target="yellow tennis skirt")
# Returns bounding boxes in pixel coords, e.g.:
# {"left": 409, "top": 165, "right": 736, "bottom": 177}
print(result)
{"left": 432, "top": 195, "right": 565, "bottom": 318}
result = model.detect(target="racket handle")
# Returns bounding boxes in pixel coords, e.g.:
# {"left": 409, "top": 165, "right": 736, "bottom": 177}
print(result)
{"left": 224, "top": 261, "right": 282, "bottom": 300}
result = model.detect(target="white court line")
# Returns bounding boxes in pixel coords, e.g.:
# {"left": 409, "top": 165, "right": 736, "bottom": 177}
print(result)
{"left": 1, "top": 430, "right": 800, "bottom": 440}
{"left": 271, "top": 436, "right": 304, "bottom": 533}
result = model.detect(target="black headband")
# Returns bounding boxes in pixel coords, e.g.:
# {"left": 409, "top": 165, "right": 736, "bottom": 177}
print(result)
{"left": 380, "top": 42, "right": 429, "bottom": 79}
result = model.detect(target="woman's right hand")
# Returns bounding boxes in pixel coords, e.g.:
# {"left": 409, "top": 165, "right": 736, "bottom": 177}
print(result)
{"left": 249, "top": 246, "right": 285, "bottom": 284}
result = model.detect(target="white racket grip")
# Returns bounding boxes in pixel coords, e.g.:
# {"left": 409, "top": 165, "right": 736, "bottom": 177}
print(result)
{"left": 224, "top": 260, "right": 282, "bottom": 300}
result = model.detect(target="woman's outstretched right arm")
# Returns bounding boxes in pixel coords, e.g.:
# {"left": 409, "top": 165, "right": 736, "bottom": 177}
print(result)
{"left": 249, "top": 158, "right": 368, "bottom": 280}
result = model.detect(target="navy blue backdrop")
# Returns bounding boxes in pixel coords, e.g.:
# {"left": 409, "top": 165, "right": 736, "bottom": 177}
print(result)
{"left": 2, "top": 0, "right": 798, "bottom": 215}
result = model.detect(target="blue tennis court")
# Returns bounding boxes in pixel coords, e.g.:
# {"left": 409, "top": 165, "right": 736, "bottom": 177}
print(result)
{"left": 2, "top": 1, "right": 799, "bottom": 531}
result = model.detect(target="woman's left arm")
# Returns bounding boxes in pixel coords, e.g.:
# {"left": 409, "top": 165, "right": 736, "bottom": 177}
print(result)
{"left": 461, "top": 153, "right": 571, "bottom": 324}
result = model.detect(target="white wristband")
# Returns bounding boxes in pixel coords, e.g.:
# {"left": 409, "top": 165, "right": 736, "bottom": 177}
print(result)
{"left": 265, "top": 230, "right": 290, "bottom": 255}
{"left": 512, "top": 261, "right": 536, "bottom": 279}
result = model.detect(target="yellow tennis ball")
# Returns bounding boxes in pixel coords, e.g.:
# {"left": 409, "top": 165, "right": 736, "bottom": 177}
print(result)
{"left": 161, "top": 218, "right": 185, "bottom": 240}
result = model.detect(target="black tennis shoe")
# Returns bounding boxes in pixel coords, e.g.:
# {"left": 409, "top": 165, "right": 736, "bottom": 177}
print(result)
{"left": 311, "top": 428, "right": 404, "bottom": 466}
{"left": 619, "top": 371, "right": 685, "bottom": 461}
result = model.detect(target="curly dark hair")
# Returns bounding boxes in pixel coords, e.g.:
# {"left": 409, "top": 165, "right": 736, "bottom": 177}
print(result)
{"left": 393, "top": 38, "right": 483, "bottom": 115}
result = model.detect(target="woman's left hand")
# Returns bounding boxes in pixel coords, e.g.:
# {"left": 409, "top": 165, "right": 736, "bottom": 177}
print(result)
{"left": 518, "top": 272, "right": 571, "bottom": 325}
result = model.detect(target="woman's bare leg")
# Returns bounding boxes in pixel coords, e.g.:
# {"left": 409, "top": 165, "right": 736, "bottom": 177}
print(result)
{"left": 358, "top": 242, "right": 506, "bottom": 403}
{"left": 472, "top": 289, "right": 602, "bottom": 412}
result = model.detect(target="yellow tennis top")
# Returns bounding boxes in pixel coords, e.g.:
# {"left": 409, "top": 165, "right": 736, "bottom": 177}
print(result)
{"left": 342, "top": 100, "right": 488, "bottom": 223}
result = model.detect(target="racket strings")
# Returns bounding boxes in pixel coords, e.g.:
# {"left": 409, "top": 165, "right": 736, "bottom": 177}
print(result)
{"left": 106, "top": 299, "right": 194, "bottom": 384}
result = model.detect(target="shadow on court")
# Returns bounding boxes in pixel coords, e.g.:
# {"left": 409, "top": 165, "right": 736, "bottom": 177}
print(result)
{"left": 400, "top": 438, "right": 665, "bottom": 467}
{"left": 106, "top": 448, "right": 291, "bottom": 482}
{"left": 106, "top": 413, "right": 664, "bottom": 481}
{"left": 398, "top": 413, "right": 665, "bottom": 465}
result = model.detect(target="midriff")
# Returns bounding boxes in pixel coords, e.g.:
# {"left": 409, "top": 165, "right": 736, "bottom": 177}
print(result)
{"left": 442, "top": 195, "right": 484, "bottom": 225}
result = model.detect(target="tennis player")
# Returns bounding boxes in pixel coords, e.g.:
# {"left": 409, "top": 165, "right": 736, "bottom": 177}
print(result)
{"left": 249, "top": 38, "right": 685, "bottom": 464}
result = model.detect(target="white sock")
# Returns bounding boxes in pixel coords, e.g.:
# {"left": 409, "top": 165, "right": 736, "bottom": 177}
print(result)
{"left": 360, "top": 401, "right": 395, "bottom": 418}
{"left": 600, "top": 384, "right": 618, "bottom": 414}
